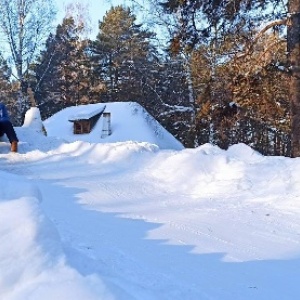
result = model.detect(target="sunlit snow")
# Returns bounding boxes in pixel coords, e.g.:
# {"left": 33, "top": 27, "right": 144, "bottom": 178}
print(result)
{"left": 0, "top": 102, "right": 299, "bottom": 300}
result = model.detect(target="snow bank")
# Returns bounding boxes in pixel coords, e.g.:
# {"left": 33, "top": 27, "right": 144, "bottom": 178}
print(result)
{"left": 23, "top": 107, "right": 46, "bottom": 135}
{"left": 0, "top": 171, "right": 113, "bottom": 300}
{"left": 144, "top": 143, "right": 296, "bottom": 202}
{"left": 2, "top": 113, "right": 300, "bottom": 299}
{"left": 49, "top": 140, "right": 159, "bottom": 166}
{"left": 43, "top": 102, "right": 184, "bottom": 150}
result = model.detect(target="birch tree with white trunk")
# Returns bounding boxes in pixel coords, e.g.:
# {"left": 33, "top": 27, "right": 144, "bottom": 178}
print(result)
{"left": 0, "top": 0, "right": 56, "bottom": 120}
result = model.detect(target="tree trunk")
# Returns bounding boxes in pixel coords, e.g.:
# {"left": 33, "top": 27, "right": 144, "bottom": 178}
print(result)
{"left": 183, "top": 55, "right": 198, "bottom": 147}
{"left": 288, "top": 0, "right": 300, "bottom": 157}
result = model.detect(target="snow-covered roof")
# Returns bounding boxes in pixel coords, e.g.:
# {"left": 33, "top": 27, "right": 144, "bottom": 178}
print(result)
{"left": 44, "top": 101, "right": 184, "bottom": 150}
{"left": 68, "top": 104, "right": 106, "bottom": 121}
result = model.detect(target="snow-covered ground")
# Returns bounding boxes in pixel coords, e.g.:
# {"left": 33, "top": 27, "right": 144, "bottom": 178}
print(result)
{"left": 1, "top": 102, "right": 300, "bottom": 300}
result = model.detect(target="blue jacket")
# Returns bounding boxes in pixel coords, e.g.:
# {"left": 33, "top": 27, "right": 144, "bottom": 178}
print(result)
{"left": 0, "top": 103, "right": 10, "bottom": 122}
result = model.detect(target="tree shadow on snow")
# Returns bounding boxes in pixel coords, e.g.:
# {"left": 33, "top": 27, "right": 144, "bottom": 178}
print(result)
{"left": 33, "top": 179, "right": 300, "bottom": 300}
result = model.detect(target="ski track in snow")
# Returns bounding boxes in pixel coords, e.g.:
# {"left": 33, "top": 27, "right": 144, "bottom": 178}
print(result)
{"left": 2, "top": 139, "right": 300, "bottom": 299}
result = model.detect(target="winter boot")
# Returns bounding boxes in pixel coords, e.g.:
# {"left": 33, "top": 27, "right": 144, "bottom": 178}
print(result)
{"left": 11, "top": 141, "right": 18, "bottom": 152}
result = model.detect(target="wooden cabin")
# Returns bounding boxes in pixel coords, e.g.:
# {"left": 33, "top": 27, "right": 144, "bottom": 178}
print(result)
{"left": 68, "top": 105, "right": 106, "bottom": 134}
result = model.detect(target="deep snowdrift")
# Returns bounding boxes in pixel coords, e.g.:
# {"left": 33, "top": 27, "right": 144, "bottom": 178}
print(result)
{"left": 43, "top": 102, "right": 184, "bottom": 150}
{"left": 0, "top": 103, "right": 299, "bottom": 299}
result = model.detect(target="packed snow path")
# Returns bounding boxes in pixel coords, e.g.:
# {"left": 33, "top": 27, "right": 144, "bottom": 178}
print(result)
{"left": 1, "top": 131, "right": 300, "bottom": 299}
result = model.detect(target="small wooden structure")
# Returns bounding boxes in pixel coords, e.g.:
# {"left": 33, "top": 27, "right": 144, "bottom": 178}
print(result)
{"left": 69, "top": 105, "right": 106, "bottom": 134}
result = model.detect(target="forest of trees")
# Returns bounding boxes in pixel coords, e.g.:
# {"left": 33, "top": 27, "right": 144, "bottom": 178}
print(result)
{"left": 0, "top": 0, "right": 298, "bottom": 157}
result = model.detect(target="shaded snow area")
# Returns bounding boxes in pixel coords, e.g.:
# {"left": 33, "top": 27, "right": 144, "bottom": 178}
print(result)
{"left": 0, "top": 102, "right": 300, "bottom": 299}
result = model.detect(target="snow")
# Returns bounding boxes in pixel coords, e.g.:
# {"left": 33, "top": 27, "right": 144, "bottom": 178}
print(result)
{"left": 44, "top": 102, "right": 184, "bottom": 150}
{"left": 1, "top": 101, "right": 300, "bottom": 299}
{"left": 68, "top": 104, "right": 106, "bottom": 121}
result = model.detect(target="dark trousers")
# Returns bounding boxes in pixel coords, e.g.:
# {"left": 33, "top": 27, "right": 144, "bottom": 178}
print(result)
{"left": 0, "top": 121, "right": 18, "bottom": 143}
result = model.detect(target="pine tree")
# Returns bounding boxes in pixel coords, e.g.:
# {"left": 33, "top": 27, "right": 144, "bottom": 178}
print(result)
{"left": 0, "top": 54, "right": 17, "bottom": 123}
{"left": 91, "top": 5, "right": 195, "bottom": 147}
{"left": 34, "top": 16, "right": 97, "bottom": 119}
{"left": 91, "top": 5, "right": 157, "bottom": 102}
{"left": 0, "top": 53, "right": 11, "bottom": 94}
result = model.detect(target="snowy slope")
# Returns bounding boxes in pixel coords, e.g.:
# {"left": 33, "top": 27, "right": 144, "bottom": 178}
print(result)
{"left": 43, "top": 102, "right": 184, "bottom": 150}
{"left": 0, "top": 104, "right": 300, "bottom": 299}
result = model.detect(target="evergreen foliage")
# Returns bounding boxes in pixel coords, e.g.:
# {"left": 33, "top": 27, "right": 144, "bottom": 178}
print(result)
{"left": 91, "top": 6, "right": 158, "bottom": 102}
{"left": 34, "top": 17, "right": 100, "bottom": 119}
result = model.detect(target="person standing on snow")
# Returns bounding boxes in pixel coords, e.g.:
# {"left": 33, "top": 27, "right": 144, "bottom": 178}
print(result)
{"left": 0, "top": 103, "right": 18, "bottom": 152}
